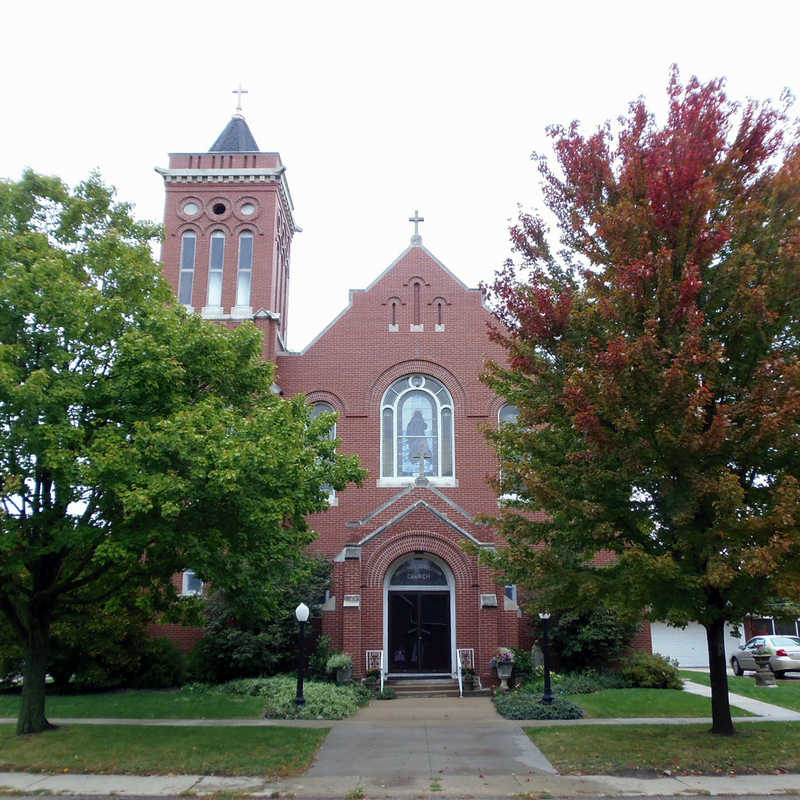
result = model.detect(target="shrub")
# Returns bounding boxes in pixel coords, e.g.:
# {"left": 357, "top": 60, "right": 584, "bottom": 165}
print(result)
{"left": 618, "top": 652, "right": 682, "bottom": 689}
{"left": 545, "top": 608, "right": 639, "bottom": 672}
{"left": 376, "top": 687, "right": 396, "bottom": 700}
{"left": 494, "top": 691, "right": 584, "bottom": 720}
{"left": 128, "top": 637, "right": 186, "bottom": 688}
{"left": 555, "top": 668, "right": 628, "bottom": 694}
{"left": 187, "top": 628, "right": 281, "bottom": 684}
{"left": 510, "top": 646, "right": 534, "bottom": 684}
{"left": 254, "top": 675, "right": 371, "bottom": 719}
{"left": 218, "top": 678, "right": 277, "bottom": 696}
{"left": 309, "top": 635, "right": 334, "bottom": 679}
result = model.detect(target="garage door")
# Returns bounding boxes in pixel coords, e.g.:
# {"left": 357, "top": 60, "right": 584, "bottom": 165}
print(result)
{"left": 650, "top": 622, "right": 743, "bottom": 667}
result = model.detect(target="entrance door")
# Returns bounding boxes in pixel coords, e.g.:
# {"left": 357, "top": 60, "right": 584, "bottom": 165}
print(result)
{"left": 388, "top": 591, "right": 451, "bottom": 673}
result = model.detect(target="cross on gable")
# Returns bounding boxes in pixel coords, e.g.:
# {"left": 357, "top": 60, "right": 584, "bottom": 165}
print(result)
{"left": 409, "top": 210, "right": 424, "bottom": 244}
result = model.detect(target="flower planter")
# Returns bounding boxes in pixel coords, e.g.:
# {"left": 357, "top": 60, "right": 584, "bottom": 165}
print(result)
{"left": 336, "top": 666, "right": 353, "bottom": 685}
{"left": 496, "top": 662, "right": 513, "bottom": 691}
{"left": 753, "top": 653, "right": 777, "bottom": 688}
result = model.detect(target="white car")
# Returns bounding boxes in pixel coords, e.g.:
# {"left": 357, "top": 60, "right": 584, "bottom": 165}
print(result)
{"left": 730, "top": 635, "right": 800, "bottom": 678}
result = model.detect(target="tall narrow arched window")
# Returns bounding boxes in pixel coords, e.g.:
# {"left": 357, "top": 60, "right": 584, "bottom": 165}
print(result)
{"left": 381, "top": 375, "right": 454, "bottom": 480}
{"left": 207, "top": 231, "right": 225, "bottom": 307}
{"left": 236, "top": 231, "right": 254, "bottom": 307}
{"left": 498, "top": 404, "right": 520, "bottom": 498}
{"left": 178, "top": 231, "right": 196, "bottom": 306}
{"left": 311, "top": 402, "right": 336, "bottom": 503}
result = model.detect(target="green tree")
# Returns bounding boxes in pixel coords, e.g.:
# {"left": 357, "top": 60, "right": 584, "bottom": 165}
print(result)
{"left": 483, "top": 70, "right": 800, "bottom": 735}
{"left": 0, "top": 171, "right": 365, "bottom": 734}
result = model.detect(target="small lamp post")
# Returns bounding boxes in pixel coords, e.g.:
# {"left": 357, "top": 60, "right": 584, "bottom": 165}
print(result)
{"left": 294, "top": 602, "right": 310, "bottom": 707}
{"left": 539, "top": 611, "right": 553, "bottom": 705}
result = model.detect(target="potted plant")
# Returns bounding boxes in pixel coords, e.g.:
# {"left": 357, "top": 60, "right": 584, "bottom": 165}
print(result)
{"left": 326, "top": 652, "right": 353, "bottom": 685}
{"left": 461, "top": 666, "right": 476, "bottom": 690}
{"left": 490, "top": 648, "right": 515, "bottom": 691}
{"left": 363, "top": 669, "right": 381, "bottom": 689}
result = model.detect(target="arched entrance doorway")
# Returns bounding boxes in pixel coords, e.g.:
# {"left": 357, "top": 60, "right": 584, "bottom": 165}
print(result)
{"left": 384, "top": 554, "right": 455, "bottom": 675}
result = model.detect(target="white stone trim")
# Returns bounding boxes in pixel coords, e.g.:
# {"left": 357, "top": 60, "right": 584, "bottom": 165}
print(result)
{"left": 376, "top": 477, "right": 458, "bottom": 488}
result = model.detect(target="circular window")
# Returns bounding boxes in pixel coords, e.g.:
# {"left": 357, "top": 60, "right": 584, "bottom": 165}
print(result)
{"left": 410, "top": 375, "right": 424, "bottom": 388}
{"left": 212, "top": 202, "right": 226, "bottom": 216}
{"left": 183, "top": 202, "right": 199, "bottom": 215}
{"left": 241, "top": 203, "right": 256, "bottom": 216}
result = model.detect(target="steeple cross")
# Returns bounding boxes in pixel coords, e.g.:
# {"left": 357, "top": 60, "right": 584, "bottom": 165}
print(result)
{"left": 232, "top": 83, "right": 248, "bottom": 114}
{"left": 409, "top": 210, "right": 424, "bottom": 236}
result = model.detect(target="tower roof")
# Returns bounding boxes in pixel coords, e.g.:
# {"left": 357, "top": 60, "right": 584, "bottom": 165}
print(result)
{"left": 209, "top": 115, "right": 260, "bottom": 152}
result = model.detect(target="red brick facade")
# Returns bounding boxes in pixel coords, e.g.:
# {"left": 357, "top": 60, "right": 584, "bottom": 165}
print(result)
{"left": 274, "top": 244, "right": 538, "bottom": 680}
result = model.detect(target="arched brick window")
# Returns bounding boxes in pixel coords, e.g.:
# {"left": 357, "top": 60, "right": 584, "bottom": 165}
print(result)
{"left": 381, "top": 375, "right": 454, "bottom": 479}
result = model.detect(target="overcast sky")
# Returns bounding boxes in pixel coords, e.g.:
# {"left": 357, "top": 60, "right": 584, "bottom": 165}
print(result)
{"left": 3, "top": 1, "right": 798, "bottom": 350}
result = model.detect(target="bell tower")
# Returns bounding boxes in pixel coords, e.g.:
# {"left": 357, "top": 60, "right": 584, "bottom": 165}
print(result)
{"left": 156, "top": 96, "right": 298, "bottom": 362}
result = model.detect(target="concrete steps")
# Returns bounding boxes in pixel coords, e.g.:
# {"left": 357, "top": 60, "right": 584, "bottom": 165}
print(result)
{"left": 384, "top": 677, "right": 491, "bottom": 698}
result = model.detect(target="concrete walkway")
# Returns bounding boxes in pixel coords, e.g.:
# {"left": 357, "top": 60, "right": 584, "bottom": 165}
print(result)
{"left": 682, "top": 678, "right": 800, "bottom": 720}
{"left": 1, "top": 687, "right": 800, "bottom": 797}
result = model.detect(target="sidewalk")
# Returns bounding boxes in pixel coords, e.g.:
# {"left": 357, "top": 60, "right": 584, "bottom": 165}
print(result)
{"left": 1, "top": 686, "right": 799, "bottom": 797}
{"left": 3, "top": 768, "right": 800, "bottom": 797}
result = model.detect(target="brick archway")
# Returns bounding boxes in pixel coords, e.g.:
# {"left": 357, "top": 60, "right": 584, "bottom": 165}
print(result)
{"left": 364, "top": 529, "right": 477, "bottom": 589}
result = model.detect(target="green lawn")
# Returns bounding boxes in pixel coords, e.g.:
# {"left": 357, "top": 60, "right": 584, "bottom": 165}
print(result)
{"left": 527, "top": 722, "right": 800, "bottom": 775}
{"left": 565, "top": 688, "right": 753, "bottom": 718}
{"left": 680, "top": 670, "right": 800, "bottom": 712}
{"left": 0, "top": 689, "right": 265, "bottom": 719}
{"left": 0, "top": 724, "right": 327, "bottom": 776}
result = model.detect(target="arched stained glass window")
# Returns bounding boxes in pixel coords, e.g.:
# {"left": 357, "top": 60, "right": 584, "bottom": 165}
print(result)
{"left": 381, "top": 375, "right": 454, "bottom": 479}
{"left": 390, "top": 557, "right": 447, "bottom": 586}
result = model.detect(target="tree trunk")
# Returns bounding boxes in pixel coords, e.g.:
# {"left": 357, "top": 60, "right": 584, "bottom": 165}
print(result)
{"left": 17, "top": 618, "right": 55, "bottom": 735}
{"left": 705, "top": 619, "right": 734, "bottom": 736}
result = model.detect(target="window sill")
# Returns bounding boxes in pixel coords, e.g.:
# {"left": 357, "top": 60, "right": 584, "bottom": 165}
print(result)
{"left": 231, "top": 305, "right": 253, "bottom": 319}
{"left": 376, "top": 477, "right": 458, "bottom": 488}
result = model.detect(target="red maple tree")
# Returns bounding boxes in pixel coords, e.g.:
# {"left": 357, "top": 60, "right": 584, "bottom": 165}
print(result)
{"left": 484, "top": 68, "right": 800, "bottom": 735}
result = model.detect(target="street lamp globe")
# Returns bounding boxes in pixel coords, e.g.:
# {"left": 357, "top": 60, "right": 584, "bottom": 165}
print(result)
{"left": 296, "top": 602, "right": 310, "bottom": 623}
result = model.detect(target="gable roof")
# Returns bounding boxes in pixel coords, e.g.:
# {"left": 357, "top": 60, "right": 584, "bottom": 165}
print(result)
{"left": 281, "top": 242, "right": 486, "bottom": 355}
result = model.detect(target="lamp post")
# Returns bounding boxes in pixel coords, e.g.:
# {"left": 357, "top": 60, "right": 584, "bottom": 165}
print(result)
{"left": 539, "top": 611, "right": 553, "bottom": 705}
{"left": 294, "top": 602, "right": 309, "bottom": 707}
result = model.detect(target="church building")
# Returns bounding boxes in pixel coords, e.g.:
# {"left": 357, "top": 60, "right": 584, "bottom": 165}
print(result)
{"left": 155, "top": 108, "right": 538, "bottom": 683}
